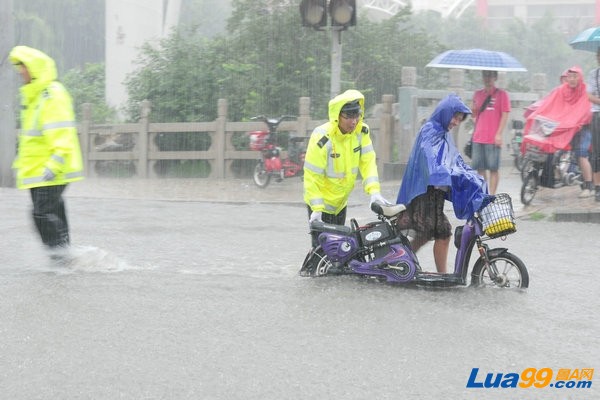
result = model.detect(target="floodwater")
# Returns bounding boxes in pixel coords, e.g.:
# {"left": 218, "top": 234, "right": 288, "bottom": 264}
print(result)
{"left": 0, "top": 180, "right": 598, "bottom": 400}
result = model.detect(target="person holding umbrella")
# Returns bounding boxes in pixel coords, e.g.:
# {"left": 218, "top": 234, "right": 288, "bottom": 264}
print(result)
{"left": 470, "top": 70, "right": 511, "bottom": 195}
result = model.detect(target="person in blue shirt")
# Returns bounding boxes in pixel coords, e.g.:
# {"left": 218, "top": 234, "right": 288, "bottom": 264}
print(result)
{"left": 396, "top": 94, "right": 490, "bottom": 273}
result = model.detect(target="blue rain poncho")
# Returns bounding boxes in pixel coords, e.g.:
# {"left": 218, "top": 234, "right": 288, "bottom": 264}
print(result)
{"left": 396, "top": 94, "right": 490, "bottom": 220}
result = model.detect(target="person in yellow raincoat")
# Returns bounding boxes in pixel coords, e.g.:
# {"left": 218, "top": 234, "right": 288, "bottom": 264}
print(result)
{"left": 303, "top": 89, "right": 390, "bottom": 246}
{"left": 9, "top": 46, "right": 84, "bottom": 251}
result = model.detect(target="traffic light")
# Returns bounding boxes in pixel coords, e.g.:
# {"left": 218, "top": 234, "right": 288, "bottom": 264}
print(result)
{"left": 330, "top": 0, "right": 356, "bottom": 28}
{"left": 299, "top": 0, "right": 327, "bottom": 29}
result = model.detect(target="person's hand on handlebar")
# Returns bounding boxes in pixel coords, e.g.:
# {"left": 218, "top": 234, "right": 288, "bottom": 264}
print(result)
{"left": 309, "top": 211, "right": 322, "bottom": 223}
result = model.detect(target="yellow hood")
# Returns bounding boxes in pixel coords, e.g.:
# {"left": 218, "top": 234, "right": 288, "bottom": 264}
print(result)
{"left": 328, "top": 89, "right": 365, "bottom": 128}
{"left": 9, "top": 46, "right": 58, "bottom": 103}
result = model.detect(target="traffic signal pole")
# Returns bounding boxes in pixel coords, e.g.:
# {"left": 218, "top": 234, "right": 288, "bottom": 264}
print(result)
{"left": 330, "top": 28, "right": 342, "bottom": 99}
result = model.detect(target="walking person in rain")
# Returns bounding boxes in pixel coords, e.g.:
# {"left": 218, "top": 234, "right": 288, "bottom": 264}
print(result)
{"left": 9, "top": 46, "right": 84, "bottom": 256}
{"left": 470, "top": 70, "right": 511, "bottom": 195}
{"left": 302, "top": 89, "right": 390, "bottom": 247}
{"left": 586, "top": 48, "right": 600, "bottom": 201}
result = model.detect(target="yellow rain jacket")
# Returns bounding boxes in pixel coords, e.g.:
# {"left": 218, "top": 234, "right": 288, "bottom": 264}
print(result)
{"left": 303, "top": 90, "right": 381, "bottom": 215}
{"left": 9, "top": 46, "right": 84, "bottom": 189}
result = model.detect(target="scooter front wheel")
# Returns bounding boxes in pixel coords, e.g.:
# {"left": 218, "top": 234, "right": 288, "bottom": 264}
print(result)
{"left": 520, "top": 158, "right": 535, "bottom": 182}
{"left": 471, "top": 252, "right": 529, "bottom": 289}
{"left": 299, "top": 247, "right": 333, "bottom": 277}
{"left": 253, "top": 161, "right": 271, "bottom": 188}
{"left": 520, "top": 171, "right": 537, "bottom": 206}
{"left": 514, "top": 153, "right": 525, "bottom": 172}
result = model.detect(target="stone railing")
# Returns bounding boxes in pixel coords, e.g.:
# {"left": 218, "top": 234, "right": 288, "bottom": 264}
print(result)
{"left": 79, "top": 67, "right": 544, "bottom": 181}
{"left": 79, "top": 96, "right": 389, "bottom": 179}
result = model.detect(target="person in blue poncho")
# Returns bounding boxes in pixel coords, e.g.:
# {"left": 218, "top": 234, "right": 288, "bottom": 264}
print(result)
{"left": 396, "top": 94, "right": 490, "bottom": 273}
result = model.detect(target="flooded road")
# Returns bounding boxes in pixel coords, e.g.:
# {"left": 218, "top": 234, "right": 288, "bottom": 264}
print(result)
{"left": 0, "top": 182, "right": 598, "bottom": 400}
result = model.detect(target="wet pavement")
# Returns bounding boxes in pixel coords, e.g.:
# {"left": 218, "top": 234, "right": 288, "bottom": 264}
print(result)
{"left": 1, "top": 163, "right": 598, "bottom": 400}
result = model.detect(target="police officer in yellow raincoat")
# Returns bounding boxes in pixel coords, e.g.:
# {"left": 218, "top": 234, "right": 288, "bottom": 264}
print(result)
{"left": 303, "top": 89, "right": 390, "bottom": 246}
{"left": 9, "top": 46, "right": 84, "bottom": 250}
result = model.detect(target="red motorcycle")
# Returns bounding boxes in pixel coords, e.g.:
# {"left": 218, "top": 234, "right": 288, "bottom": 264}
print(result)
{"left": 247, "top": 115, "right": 308, "bottom": 188}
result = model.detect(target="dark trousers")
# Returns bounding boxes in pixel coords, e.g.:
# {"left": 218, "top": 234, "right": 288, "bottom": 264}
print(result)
{"left": 30, "top": 185, "right": 70, "bottom": 248}
{"left": 307, "top": 205, "right": 346, "bottom": 247}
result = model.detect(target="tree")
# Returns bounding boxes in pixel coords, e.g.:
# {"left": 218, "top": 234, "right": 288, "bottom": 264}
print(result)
{"left": 14, "top": 0, "right": 104, "bottom": 71}
{"left": 124, "top": 32, "right": 225, "bottom": 122}
{"left": 124, "top": 1, "right": 439, "bottom": 122}
{"left": 62, "top": 63, "right": 117, "bottom": 123}
{"left": 123, "top": 0, "right": 590, "bottom": 124}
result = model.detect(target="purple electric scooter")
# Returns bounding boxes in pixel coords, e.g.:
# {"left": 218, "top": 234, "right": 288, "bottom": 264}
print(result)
{"left": 299, "top": 193, "right": 528, "bottom": 289}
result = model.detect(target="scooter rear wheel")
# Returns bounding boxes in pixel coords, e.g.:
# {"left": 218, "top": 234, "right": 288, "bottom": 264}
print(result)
{"left": 253, "top": 161, "right": 271, "bottom": 188}
{"left": 471, "top": 252, "right": 529, "bottom": 289}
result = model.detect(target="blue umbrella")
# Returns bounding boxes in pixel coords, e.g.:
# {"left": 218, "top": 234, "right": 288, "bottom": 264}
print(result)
{"left": 426, "top": 49, "right": 527, "bottom": 72}
{"left": 569, "top": 26, "right": 600, "bottom": 52}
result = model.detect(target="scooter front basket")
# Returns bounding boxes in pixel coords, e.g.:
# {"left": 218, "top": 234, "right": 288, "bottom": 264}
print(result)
{"left": 479, "top": 193, "right": 517, "bottom": 238}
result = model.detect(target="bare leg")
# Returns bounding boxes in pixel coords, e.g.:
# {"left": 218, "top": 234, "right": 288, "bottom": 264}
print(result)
{"left": 409, "top": 235, "right": 429, "bottom": 254}
{"left": 489, "top": 170, "right": 500, "bottom": 195}
{"left": 477, "top": 169, "right": 487, "bottom": 182}
{"left": 433, "top": 237, "right": 450, "bottom": 273}
{"left": 579, "top": 156, "right": 592, "bottom": 182}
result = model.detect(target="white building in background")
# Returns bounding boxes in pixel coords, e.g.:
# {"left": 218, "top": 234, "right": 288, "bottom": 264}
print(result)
{"left": 105, "top": 0, "right": 181, "bottom": 116}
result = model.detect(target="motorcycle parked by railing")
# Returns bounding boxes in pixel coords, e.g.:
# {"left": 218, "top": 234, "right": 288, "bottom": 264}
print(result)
{"left": 247, "top": 115, "right": 308, "bottom": 188}
{"left": 300, "top": 193, "right": 528, "bottom": 289}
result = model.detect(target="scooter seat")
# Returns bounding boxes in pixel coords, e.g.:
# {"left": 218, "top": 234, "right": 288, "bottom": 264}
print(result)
{"left": 371, "top": 202, "right": 406, "bottom": 218}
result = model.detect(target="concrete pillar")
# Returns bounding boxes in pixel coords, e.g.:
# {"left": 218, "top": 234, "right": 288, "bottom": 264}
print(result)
{"left": 448, "top": 69, "right": 466, "bottom": 146}
{"left": 397, "top": 67, "right": 418, "bottom": 164}
{"left": 379, "top": 94, "right": 394, "bottom": 164}
{"left": 214, "top": 98, "right": 227, "bottom": 178}
{"left": 138, "top": 100, "right": 151, "bottom": 178}
{"left": 297, "top": 97, "right": 311, "bottom": 137}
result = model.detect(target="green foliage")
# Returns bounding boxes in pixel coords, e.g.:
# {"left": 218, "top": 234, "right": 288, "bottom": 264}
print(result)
{"left": 343, "top": 7, "right": 442, "bottom": 107}
{"left": 124, "top": 33, "right": 223, "bottom": 122}
{"left": 14, "top": 0, "right": 104, "bottom": 71}
{"left": 62, "top": 63, "right": 117, "bottom": 123}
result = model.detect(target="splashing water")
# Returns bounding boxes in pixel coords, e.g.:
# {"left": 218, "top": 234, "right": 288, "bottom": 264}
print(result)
{"left": 48, "top": 245, "right": 143, "bottom": 273}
